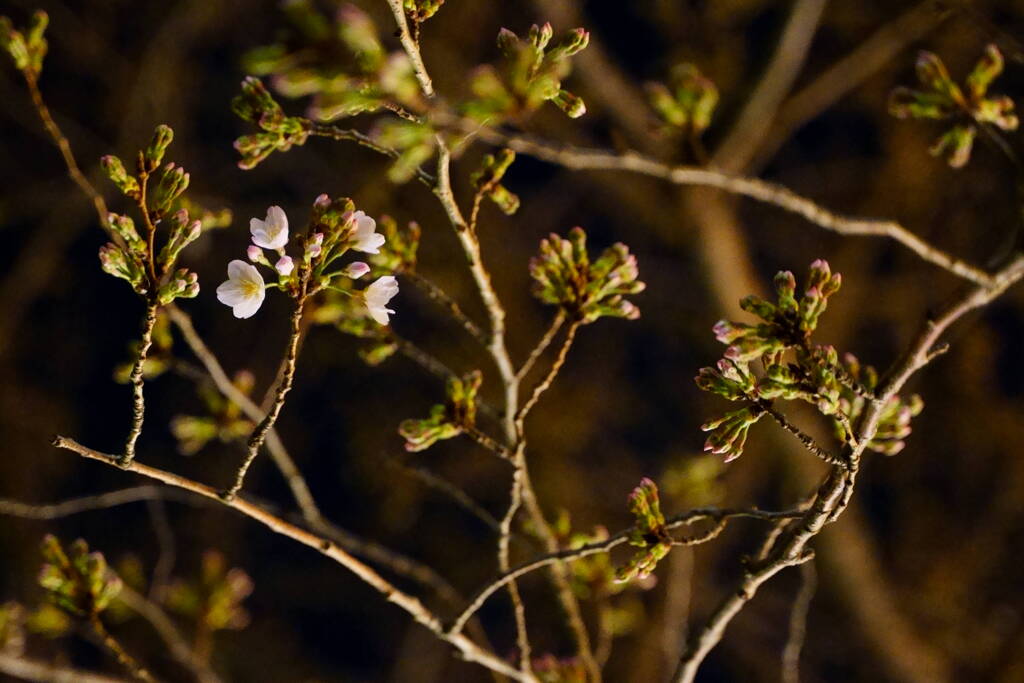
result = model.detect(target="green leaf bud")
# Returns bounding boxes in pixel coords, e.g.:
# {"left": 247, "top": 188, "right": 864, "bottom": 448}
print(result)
{"left": 100, "top": 155, "right": 139, "bottom": 198}
{"left": 144, "top": 124, "right": 174, "bottom": 169}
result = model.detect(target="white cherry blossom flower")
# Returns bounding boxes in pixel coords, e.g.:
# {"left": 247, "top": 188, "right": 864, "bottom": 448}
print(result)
{"left": 216, "top": 260, "right": 266, "bottom": 319}
{"left": 363, "top": 275, "right": 399, "bottom": 325}
{"left": 350, "top": 210, "right": 385, "bottom": 254}
{"left": 275, "top": 255, "right": 294, "bottom": 276}
{"left": 250, "top": 205, "right": 289, "bottom": 250}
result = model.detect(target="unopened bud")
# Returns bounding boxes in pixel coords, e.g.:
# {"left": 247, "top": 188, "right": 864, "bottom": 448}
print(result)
{"left": 342, "top": 261, "right": 370, "bottom": 279}
{"left": 100, "top": 155, "right": 139, "bottom": 197}
{"left": 552, "top": 89, "right": 586, "bottom": 118}
{"left": 145, "top": 124, "right": 174, "bottom": 168}
{"left": 275, "top": 255, "right": 294, "bottom": 276}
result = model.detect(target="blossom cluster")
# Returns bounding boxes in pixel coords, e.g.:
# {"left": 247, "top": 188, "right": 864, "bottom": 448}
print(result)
{"left": 216, "top": 198, "right": 399, "bottom": 323}
{"left": 695, "top": 260, "right": 923, "bottom": 462}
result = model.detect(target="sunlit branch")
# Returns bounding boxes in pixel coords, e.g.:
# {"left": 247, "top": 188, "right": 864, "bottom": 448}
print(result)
{"left": 50, "top": 435, "right": 529, "bottom": 682}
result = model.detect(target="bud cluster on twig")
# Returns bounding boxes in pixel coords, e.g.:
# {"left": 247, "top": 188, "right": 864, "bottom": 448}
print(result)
{"left": 890, "top": 44, "right": 1018, "bottom": 168}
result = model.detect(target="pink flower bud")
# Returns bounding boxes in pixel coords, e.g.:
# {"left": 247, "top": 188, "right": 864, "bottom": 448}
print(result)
{"left": 306, "top": 232, "right": 324, "bottom": 259}
{"left": 247, "top": 245, "right": 263, "bottom": 262}
{"left": 275, "top": 255, "right": 294, "bottom": 276}
{"left": 343, "top": 261, "right": 370, "bottom": 279}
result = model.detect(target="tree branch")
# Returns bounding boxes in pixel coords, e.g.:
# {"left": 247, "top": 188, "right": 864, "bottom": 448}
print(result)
{"left": 445, "top": 122, "right": 997, "bottom": 288}
{"left": 448, "top": 506, "right": 803, "bottom": 637}
{"left": 672, "top": 255, "right": 1024, "bottom": 682}
{"left": 117, "top": 585, "right": 221, "bottom": 683}
{"left": 50, "top": 435, "right": 529, "bottom": 682}
{"left": 780, "top": 560, "right": 817, "bottom": 683}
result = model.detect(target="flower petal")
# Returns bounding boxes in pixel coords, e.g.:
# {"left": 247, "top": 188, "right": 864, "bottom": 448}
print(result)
{"left": 267, "top": 205, "right": 287, "bottom": 229}
{"left": 216, "top": 279, "right": 246, "bottom": 307}
{"left": 368, "top": 306, "right": 393, "bottom": 325}
{"left": 232, "top": 288, "right": 265, "bottom": 319}
{"left": 227, "top": 258, "right": 255, "bottom": 281}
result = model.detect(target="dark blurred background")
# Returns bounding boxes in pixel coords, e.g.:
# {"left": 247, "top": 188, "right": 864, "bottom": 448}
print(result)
{"left": 3, "top": 0, "right": 1024, "bottom": 681}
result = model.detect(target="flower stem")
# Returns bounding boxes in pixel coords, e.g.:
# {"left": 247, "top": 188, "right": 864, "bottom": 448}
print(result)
{"left": 88, "top": 611, "right": 154, "bottom": 682}
{"left": 223, "top": 296, "right": 306, "bottom": 500}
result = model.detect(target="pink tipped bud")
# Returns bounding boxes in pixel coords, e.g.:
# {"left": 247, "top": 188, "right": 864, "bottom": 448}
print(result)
{"left": 342, "top": 261, "right": 370, "bottom": 279}
{"left": 275, "top": 255, "right": 294, "bottom": 276}
{"left": 313, "top": 193, "right": 330, "bottom": 209}
{"left": 305, "top": 232, "right": 324, "bottom": 259}
{"left": 247, "top": 245, "right": 263, "bottom": 262}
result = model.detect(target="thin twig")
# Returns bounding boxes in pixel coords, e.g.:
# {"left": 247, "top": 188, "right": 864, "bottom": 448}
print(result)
{"left": 781, "top": 560, "right": 817, "bottom": 683}
{"left": 508, "top": 318, "right": 597, "bottom": 679}
{"left": 22, "top": 73, "right": 110, "bottom": 234}
{"left": 463, "top": 425, "right": 515, "bottom": 461}
{"left": 121, "top": 302, "right": 159, "bottom": 465}
{"left": 307, "top": 122, "right": 436, "bottom": 188}
{"left": 516, "top": 311, "right": 566, "bottom": 382}
{"left": 516, "top": 321, "right": 579, "bottom": 424}
{"left": 760, "top": 404, "right": 846, "bottom": 467}
{"left": 0, "top": 486, "right": 194, "bottom": 519}
{"left": 117, "top": 585, "right": 222, "bottom": 683}
{"left": 132, "top": 161, "right": 160, "bottom": 289}
{"left": 50, "top": 435, "right": 531, "bottom": 682}
{"left": 446, "top": 122, "right": 997, "bottom": 288}
{"left": 1, "top": 471, "right": 462, "bottom": 611}
{"left": 145, "top": 498, "right": 175, "bottom": 601}
{"left": 448, "top": 506, "right": 803, "bottom": 637}
{"left": 0, "top": 651, "right": 128, "bottom": 683}
{"left": 405, "top": 271, "right": 487, "bottom": 344}
{"left": 392, "top": 458, "right": 503, "bottom": 532}
{"left": 224, "top": 295, "right": 307, "bottom": 500}
{"left": 88, "top": 612, "right": 154, "bottom": 682}
{"left": 500, "top": 465, "right": 533, "bottom": 673}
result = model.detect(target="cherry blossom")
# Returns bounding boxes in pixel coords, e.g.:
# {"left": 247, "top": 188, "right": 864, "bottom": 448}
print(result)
{"left": 216, "top": 260, "right": 266, "bottom": 319}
